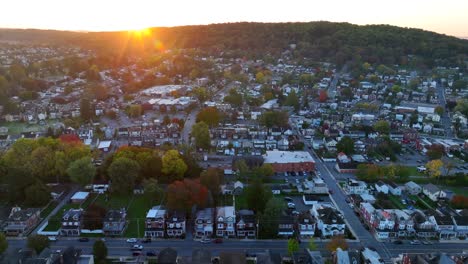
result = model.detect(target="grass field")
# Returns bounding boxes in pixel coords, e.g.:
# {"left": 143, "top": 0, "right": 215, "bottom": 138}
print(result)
{"left": 388, "top": 195, "right": 406, "bottom": 209}
{"left": 41, "top": 201, "right": 59, "bottom": 218}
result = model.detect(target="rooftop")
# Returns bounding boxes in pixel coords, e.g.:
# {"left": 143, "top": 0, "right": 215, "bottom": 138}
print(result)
{"left": 263, "top": 150, "right": 315, "bottom": 164}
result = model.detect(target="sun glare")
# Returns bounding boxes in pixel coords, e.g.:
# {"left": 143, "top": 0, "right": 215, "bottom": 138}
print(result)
{"left": 131, "top": 28, "right": 152, "bottom": 38}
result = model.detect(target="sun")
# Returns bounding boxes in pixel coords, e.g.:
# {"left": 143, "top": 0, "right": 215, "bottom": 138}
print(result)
{"left": 130, "top": 28, "right": 152, "bottom": 38}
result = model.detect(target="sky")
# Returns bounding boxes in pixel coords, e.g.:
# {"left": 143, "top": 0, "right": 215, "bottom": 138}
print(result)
{"left": 1, "top": 0, "right": 468, "bottom": 38}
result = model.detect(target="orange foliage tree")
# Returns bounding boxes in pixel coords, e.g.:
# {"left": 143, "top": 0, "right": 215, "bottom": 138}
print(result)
{"left": 167, "top": 179, "right": 209, "bottom": 213}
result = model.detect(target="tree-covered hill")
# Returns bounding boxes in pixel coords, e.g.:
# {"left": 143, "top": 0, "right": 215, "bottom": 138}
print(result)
{"left": 1, "top": 22, "right": 467, "bottom": 67}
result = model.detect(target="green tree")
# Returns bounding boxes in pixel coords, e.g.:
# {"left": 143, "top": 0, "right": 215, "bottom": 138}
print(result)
{"left": 454, "top": 99, "right": 468, "bottom": 116}
{"left": 0, "top": 233, "right": 8, "bottom": 255}
{"left": 308, "top": 237, "right": 317, "bottom": 251}
{"left": 435, "top": 106, "right": 444, "bottom": 116}
{"left": 285, "top": 90, "right": 300, "bottom": 112}
{"left": 224, "top": 89, "right": 243, "bottom": 107}
{"left": 161, "top": 150, "right": 188, "bottom": 182}
{"left": 108, "top": 157, "right": 140, "bottom": 194}
{"left": 336, "top": 136, "right": 355, "bottom": 155}
{"left": 93, "top": 240, "right": 108, "bottom": 262}
{"left": 9, "top": 64, "right": 26, "bottom": 83}
{"left": 27, "top": 235, "right": 50, "bottom": 254}
{"left": 246, "top": 178, "right": 272, "bottom": 213}
{"left": 127, "top": 105, "right": 142, "bottom": 118}
{"left": 193, "top": 87, "right": 208, "bottom": 104}
{"left": 80, "top": 98, "right": 93, "bottom": 120}
{"left": 24, "top": 183, "right": 51, "bottom": 207}
{"left": 67, "top": 157, "right": 96, "bottom": 186}
{"left": 259, "top": 111, "right": 289, "bottom": 128}
{"left": 259, "top": 197, "right": 285, "bottom": 238}
{"left": 254, "top": 163, "right": 274, "bottom": 178}
{"left": 256, "top": 72, "right": 265, "bottom": 83}
{"left": 192, "top": 121, "right": 211, "bottom": 149}
{"left": 287, "top": 238, "right": 300, "bottom": 256}
{"left": 373, "top": 120, "right": 390, "bottom": 134}
{"left": 196, "top": 107, "right": 220, "bottom": 127}
{"left": 143, "top": 178, "right": 163, "bottom": 205}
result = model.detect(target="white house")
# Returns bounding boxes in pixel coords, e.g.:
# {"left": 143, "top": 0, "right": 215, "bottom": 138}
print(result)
{"left": 423, "top": 184, "right": 446, "bottom": 202}
{"left": 388, "top": 182, "right": 402, "bottom": 196}
{"left": 312, "top": 205, "right": 345, "bottom": 237}
{"left": 216, "top": 206, "right": 236, "bottom": 238}
{"left": 345, "top": 179, "right": 368, "bottom": 195}
{"left": 404, "top": 181, "right": 422, "bottom": 195}
{"left": 375, "top": 181, "right": 389, "bottom": 194}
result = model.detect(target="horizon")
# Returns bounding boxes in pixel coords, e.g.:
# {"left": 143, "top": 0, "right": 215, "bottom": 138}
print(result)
{"left": 1, "top": 0, "right": 467, "bottom": 38}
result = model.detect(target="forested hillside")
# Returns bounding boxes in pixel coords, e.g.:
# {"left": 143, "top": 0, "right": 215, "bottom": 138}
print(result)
{"left": 1, "top": 22, "right": 467, "bottom": 68}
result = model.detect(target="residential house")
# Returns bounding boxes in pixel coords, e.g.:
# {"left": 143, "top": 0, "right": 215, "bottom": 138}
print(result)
{"left": 103, "top": 209, "right": 127, "bottom": 236}
{"left": 236, "top": 210, "right": 256, "bottom": 239}
{"left": 297, "top": 211, "right": 316, "bottom": 238}
{"left": 374, "top": 181, "right": 389, "bottom": 194}
{"left": 278, "top": 215, "right": 295, "bottom": 237}
{"left": 423, "top": 183, "right": 446, "bottom": 202}
{"left": 144, "top": 206, "right": 166, "bottom": 238}
{"left": 313, "top": 205, "right": 346, "bottom": 237}
{"left": 221, "top": 181, "right": 244, "bottom": 196}
{"left": 453, "top": 215, "right": 468, "bottom": 238}
{"left": 70, "top": 191, "right": 89, "bottom": 204}
{"left": 61, "top": 209, "right": 83, "bottom": 236}
{"left": 194, "top": 208, "right": 214, "bottom": 239}
{"left": 430, "top": 214, "right": 456, "bottom": 240}
{"left": 4, "top": 207, "right": 41, "bottom": 236}
{"left": 345, "top": 179, "right": 368, "bottom": 195}
{"left": 411, "top": 211, "right": 437, "bottom": 238}
{"left": 166, "top": 210, "right": 186, "bottom": 238}
{"left": 388, "top": 182, "right": 402, "bottom": 196}
{"left": 404, "top": 181, "right": 422, "bottom": 195}
{"left": 371, "top": 210, "right": 396, "bottom": 239}
{"left": 216, "top": 206, "right": 236, "bottom": 238}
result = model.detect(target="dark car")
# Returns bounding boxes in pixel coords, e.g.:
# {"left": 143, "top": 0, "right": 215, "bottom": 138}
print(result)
{"left": 146, "top": 250, "right": 157, "bottom": 256}
{"left": 78, "top": 237, "right": 89, "bottom": 242}
{"left": 213, "top": 238, "right": 223, "bottom": 244}
{"left": 393, "top": 240, "right": 403, "bottom": 244}
{"left": 132, "top": 251, "right": 142, "bottom": 256}
{"left": 142, "top": 237, "right": 152, "bottom": 243}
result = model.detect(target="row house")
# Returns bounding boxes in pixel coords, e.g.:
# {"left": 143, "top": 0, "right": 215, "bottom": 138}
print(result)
{"left": 102, "top": 209, "right": 127, "bottom": 236}
{"left": 412, "top": 211, "right": 438, "bottom": 238}
{"left": 297, "top": 211, "right": 316, "bottom": 238}
{"left": 61, "top": 209, "right": 83, "bottom": 236}
{"left": 4, "top": 207, "right": 41, "bottom": 236}
{"left": 236, "top": 210, "right": 256, "bottom": 238}
{"left": 194, "top": 208, "right": 214, "bottom": 239}
{"left": 166, "top": 210, "right": 186, "bottom": 238}
{"left": 216, "top": 206, "right": 236, "bottom": 238}
{"left": 277, "top": 215, "right": 295, "bottom": 237}
{"left": 144, "top": 206, "right": 166, "bottom": 238}
{"left": 430, "top": 214, "right": 457, "bottom": 240}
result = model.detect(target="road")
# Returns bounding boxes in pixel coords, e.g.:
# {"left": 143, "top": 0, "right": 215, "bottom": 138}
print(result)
{"left": 437, "top": 82, "right": 453, "bottom": 138}
{"left": 328, "top": 65, "right": 347, "bottom": 99}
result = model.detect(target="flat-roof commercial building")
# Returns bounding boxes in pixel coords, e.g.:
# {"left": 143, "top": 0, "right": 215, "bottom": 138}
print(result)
{"left": 263, "top": 150, "right": 315, "bottom": 173}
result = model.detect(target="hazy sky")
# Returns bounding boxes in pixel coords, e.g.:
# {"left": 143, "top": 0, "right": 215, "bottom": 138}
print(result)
{"left": 2, "top": 0, "right": 468, "bottom": 37}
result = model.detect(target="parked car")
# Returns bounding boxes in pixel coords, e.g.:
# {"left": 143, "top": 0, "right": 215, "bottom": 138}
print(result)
{"left": 393, "top": 240, "right": 403, "bottom": 244}
{"left": 126, "top": 238, "right": 138, "bottom": 243}
{"left": 78, "top": 237, "right": 89, "bottom": 242}
{"left": 410, "top": 240, "right": 421, "bottom": 245}
{"left": 287, "top": 202, "right": 296, "bottom": 209}
{"left": 213, "top": 238, "right": 223, "bottom": 244}
{"left": 132, "top": 251, "right": 142, "bottom": 256}
{"left": 422, "top": 240, "right": 433, "bottom": 245}
{"left": 200, "top": 238, "right": 211, "bottom": 243}
{"left": 284, "top": 197, "right": 293, "bottom": 202}
{"left": 146, "top": 250, "right": 158, "bottom": 256}
{"left": 48, "top": 236, "right": 57, "bottom": 242}
{"left": 142, "top": 237, "right": 152, "bottom": 243}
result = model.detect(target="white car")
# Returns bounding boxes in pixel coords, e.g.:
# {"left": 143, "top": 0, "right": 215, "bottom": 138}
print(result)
{"left": 287, "top": 202, "right": 296, "bottom": 209}
{"left": 126, "top": 238, "right": 138, "bottom": 243}
{"left": 132, "top": 244, "right": 144, "bottom": 250}
{"left": 48, "top": 236, "right": 57, "bottom": 242}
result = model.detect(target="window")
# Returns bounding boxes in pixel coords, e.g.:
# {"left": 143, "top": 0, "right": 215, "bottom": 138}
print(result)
{"left": 218, "top": 224, "right": 224, "bottom": 229}
{"left": 176, "top": 223, "right": 181, "bottom": 228}
{"left": 169, "top": 223, "right": 174, "bottom": 228}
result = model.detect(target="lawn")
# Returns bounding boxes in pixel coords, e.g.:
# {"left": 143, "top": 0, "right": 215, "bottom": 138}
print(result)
{"left": 388, "top": 195, "right": 405, "bottom": 209}
{"left": 124, "top": 195, "right": 155, "bottom": 238}
{"left": 409, "top": 195, "right": 434, "bottom": 210}
{"left": 445, "top": 186, "right": 468, "bottom": 195}
{"left": 0, "top": 120, "right": 61, "bottom": 135}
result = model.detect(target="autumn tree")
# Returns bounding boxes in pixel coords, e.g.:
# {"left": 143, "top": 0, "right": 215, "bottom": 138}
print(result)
{"left": 435, "top": 106, "right": 444, "bottom": 116}
{"left": 166, "top": 179, "right": 208, "bottom": 213}
{"left": 83, "top": 205, "right": 107, "bottom": 230}
{"left": 67, "top": 157, "right": 96, "bottom": 186}
{"left": 161, "top": 150, "right": 188, "bottom": 182}
{"left": 337, "top": 136, "right": 355, "bottom": 155}
{"left": 426, "top": 144, "right": 444, "bottom": 160}
{"left": 192, "top": 121, "right": 211, "bottom": 149}
{"left": 193, "top": 87, "right": 208, "bottom": 104}
{"left": 127, "top": 105, "right": 143, "bottom": 118}
{"left": 318, "top": 89, "right": 328, "bottom": 102}
{"left": 425, "top": 159, "right": 443, "bottom": 183}
{"left": 108, "top": 157, "right": 140, "bottom": 194}
{"left": 196, "top": 107, "right": 220, "bottom": 127}
{"left": 443, "top": 161, "right": 455, "bottom": 177}
{"left": 326, "top": 236, "right": 348, "bottom": 252}
{"left": 451, "top": 195, "right": 468, "bottom": 209}
{"left": 24, "top": 183, "right": 51, "bottom": 207}
{"left": 308, "top": 237, "right": 318, "bottom": 251}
